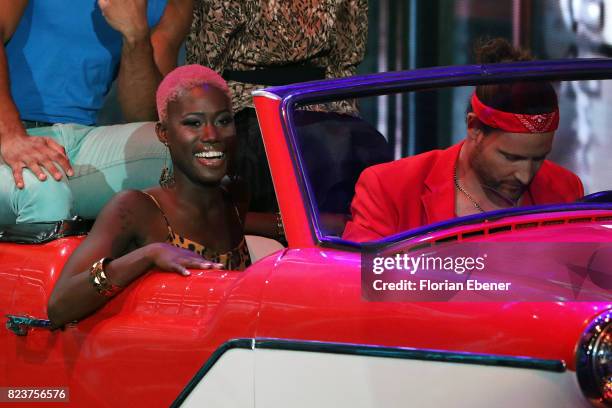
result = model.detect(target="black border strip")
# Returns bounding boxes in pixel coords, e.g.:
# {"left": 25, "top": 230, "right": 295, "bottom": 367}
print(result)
{"left": 255, "top": 339, "right": 566, "bottom": 372}
{"left": 170, "top": 337, "right": 565, "bottom": 407}
{"left": 0, "top": 218, "right": 93, "bottom": 244}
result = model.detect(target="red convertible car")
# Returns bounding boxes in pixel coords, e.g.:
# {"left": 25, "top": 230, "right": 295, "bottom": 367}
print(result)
{"left": 1, "top": 59, "right": 612, "bottom": 407}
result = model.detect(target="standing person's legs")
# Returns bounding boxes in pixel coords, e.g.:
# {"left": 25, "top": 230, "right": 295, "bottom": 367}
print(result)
{"left": 0, "top": 122, "right": 166, "bottom": 224}
{"left": 0, "top": 168, "right": 73, "bottom": 224}
{"left": 67, "top": 122, "right": 166, "bottom": 218}
{"left": 0, "top": 124, "right": 79, "bottom": 224}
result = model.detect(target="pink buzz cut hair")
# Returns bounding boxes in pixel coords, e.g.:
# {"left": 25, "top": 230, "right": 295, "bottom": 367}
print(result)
{"left": 156, "top": 64, "right": 232, "bottom": 122}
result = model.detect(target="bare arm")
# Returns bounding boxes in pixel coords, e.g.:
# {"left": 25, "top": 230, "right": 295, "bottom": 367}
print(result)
{"left": 0, "top": 1, "right": 28, "bottom": 142}
{"left": 245, "top": 212, "right": 282, "bottom": 240}
{"left": 47, "top": 190, "right": 220, "bottom": 328}
{"left": 99, "top": 0, "right": 192, "bottom": 121}
{"left": 0, "top": 1, "right": 72, "bottom": 187}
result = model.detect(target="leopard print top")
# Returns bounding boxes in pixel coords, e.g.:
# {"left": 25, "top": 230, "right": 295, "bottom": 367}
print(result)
{"left": 186, "top": 0, "right": 368, "bottom": 114}
{"left": 167, "top": 231, "right": 251, "bottom": 271}
{"left": 142, "top": 192, "right": 251, "bottom": 271}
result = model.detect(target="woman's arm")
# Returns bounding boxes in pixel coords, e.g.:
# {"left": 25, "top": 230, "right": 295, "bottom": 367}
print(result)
{"left": 47, "top": 190, "right": 219, "bottom": 328}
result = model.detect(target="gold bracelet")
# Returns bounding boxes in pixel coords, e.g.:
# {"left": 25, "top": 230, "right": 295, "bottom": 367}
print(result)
{"left": 89, "top": 257, "right": 123, "bottom": 298}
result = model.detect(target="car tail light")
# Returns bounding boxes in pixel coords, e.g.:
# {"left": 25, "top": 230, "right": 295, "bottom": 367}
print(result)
{"left": 577, "top": 310, "right": 612, "bottom": 407}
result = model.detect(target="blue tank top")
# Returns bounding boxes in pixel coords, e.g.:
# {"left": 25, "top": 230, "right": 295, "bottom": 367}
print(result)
{"left": 6, "top": 0, "right": 168, "bottom": 125}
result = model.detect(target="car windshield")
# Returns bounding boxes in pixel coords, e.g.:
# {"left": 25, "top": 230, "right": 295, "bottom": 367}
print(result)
{"left": 287, "top": 76, "right": 612, "bottom": 243}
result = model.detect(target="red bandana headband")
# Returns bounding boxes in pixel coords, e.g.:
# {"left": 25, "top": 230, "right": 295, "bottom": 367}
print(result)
{"left": 471, "top": 92, "right": 559, "bottom": 133}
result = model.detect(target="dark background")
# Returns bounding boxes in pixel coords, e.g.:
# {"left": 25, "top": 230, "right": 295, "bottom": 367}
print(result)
{"left": 355, "top": 0, "right": 611, "bottom": 193}
{"left": 98, "top": 0, "right": 611, "bottom": 193}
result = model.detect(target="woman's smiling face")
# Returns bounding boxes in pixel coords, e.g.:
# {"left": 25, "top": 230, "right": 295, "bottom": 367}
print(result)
{"left": 160, "top": 84, "right": 236, "bottom": 185}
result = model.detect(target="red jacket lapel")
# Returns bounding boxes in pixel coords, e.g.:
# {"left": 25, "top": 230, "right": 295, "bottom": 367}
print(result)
{"left": 421, "top": 142, "right": 463, "bottom": 225}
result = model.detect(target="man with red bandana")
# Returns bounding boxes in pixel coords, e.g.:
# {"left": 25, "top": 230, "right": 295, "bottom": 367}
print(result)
{"left": 342, "top": 39, "right": 584, "bottom": 242}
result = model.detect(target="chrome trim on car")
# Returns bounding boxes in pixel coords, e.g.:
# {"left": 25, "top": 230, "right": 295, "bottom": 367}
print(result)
{"left": 255, "top": 338, "right": 566, "bottom": 372}
{"left": 576, "top": 309, "right": 612, "bottom": 407}
{"left": 251, "top": 90, "right": 282, "bottom": 100}
{"left": 5, "top": 314, "right": 52, "bottom": 336}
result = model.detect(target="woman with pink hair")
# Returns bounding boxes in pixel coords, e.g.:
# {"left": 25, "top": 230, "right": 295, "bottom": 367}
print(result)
{"left": 48, "top": 65, "right": 250, "bottom": 328}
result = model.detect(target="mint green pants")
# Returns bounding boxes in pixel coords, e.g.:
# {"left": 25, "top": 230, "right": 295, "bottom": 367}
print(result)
{"left": 0, "top": 122, "right": 166, "bottom": 224}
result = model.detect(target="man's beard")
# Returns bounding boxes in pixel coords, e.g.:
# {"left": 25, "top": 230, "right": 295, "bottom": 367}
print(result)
{"left": 472, "top": 150, "right": 527, "bottom": 206}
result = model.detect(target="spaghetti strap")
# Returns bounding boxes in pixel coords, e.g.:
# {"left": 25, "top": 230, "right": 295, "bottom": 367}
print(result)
{"left": 232, "top": 203, "right": 242, "bottom": 225}
{"left": 140, "top": 191, "right": 172, "bottom": 234}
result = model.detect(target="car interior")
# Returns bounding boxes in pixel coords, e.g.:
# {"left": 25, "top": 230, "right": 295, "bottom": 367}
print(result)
{"left": 292, "top": 83, "right": 612, "bottom": 242}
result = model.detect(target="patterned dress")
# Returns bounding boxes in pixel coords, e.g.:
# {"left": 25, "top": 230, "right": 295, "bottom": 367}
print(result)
{"left": 186, "top": 0, "right": 368, "bottom": 114}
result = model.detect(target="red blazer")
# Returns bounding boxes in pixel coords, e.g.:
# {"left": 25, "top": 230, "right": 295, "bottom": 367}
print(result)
{"left": 342, "top": 142, "right": 584, "bottom": 242}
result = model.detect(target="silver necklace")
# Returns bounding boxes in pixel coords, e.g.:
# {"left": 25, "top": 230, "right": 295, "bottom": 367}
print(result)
{"left": 454, "top": 166, "right": 485, "bottom": 213}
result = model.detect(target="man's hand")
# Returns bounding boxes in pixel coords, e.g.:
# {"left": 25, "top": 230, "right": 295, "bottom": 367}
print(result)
{"left": 0, "top": 135, "right": 74, "bottom": 189}
{"left": 98, "top": 0, "right": 149, "bottom": 43}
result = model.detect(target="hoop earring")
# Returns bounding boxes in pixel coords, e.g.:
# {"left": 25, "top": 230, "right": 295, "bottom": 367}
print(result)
{"left": 159, "top": 142, "right": 175, "bottom": 188}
